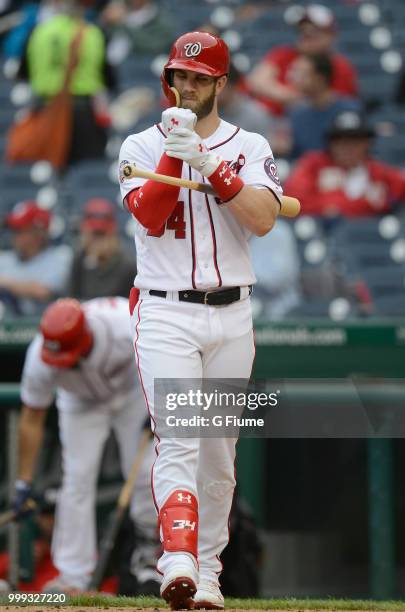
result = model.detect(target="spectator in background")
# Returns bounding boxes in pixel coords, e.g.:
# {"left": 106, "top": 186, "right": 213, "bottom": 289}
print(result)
{"left": 2, "top": 2, "right": 39, "bottom": 61}
{"left": 250, "top": 219, "right": 301, "bottom": 320}
{"left": 282, "top": 53, "right": 360, "bottom": 159}
{"left": 101, "top": 0, "right": 175, "bottom": 64}
{"left": 243, "top": 3, "right": 358, "bottom": 115}
{"left": 0, "top": 202, "right": 72, "bottom": 316}
{"left": 285, "top": 111, "right": 405, "bottom": 217}
{"left": 218, "top": 63, "right": 274, "bottom": 138}
{"left": 3, "top": 0, "right": 86, "bottom": 62}
{"left": 68, "top": 198, "right": 136, "bottom": 300}
{"left": 17, "top": 0, "right": 115, "bottom": 165}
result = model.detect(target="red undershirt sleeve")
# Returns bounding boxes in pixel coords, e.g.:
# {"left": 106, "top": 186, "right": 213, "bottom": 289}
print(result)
{"left": 124, "top": 154, "right": 183, "bottom": 230}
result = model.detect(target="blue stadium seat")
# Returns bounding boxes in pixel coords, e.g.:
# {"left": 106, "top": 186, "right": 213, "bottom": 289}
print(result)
{"left": 286, "top": 299, "right": 356, "bottom": 319}
{"left": 373, "top": 293, "right": 405, "bottom": 316}
{"left": 336, "top": 242, "right": 401, "bottom": 275}
{"left": 158, "top": 0, "right": 212, "bottom": 34}
{"left": 351, "top": 51, "right": 382, "bottom": 75}
{"left": 370, "top": 103, "right": 405, "bottom": 132}
{"left": 0, "top": 187, "right": 40, "bottom": 215}
{"left": 67, "top": 186, "right": 122, "bottom": 212}
{"left": 0, "top": 108, "right": 15, "bottom": 134}
{"left": 359, "top": 73, "right": 397, "bottom": 103}
{"left": 63, "top": 160, "right": 117, "bottom": 190}
{"left": 0, "top": 163, "right": 38, "bottom": 188}
{"left": 374, "top": 134, "right": 405, "bottom": 165}
{"left": 361, "top": 265, "right": 405, "bottom": 298}
{"left": 115, "top": 56, "right": 157, "bottom": 92}
{"left": 331, "top": 218, "right": 384, "bottom": 245}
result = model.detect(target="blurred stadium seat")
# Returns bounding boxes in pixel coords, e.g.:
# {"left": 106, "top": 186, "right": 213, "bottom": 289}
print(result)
{"left": 0, "top": 0, "right": 404, "bottom": 322}
{"left": 63, "top": 159, "right": 117, "bottom": 190}
{"left": 373, "top": 293, "right": 405, "bottom": 315}
{"left": 331, "top": 217, "right": 401, "bottom": 246}
{"left": 336, "top": 242, "right": 402, "bottom": 271}
{"left": 362, "top": 266, "right": 405, "bottom": 297}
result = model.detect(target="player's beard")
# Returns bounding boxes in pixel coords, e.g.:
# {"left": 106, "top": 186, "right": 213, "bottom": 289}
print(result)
{"left": 181, "top": 85, "right": 216, "bottom": 120}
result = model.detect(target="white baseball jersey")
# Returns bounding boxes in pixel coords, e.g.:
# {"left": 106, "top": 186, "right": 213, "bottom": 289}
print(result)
{"left": 21, "top": 297, "right": 137, "bottom": 412}
{"left": 119, "top": 119, "right": 283, "bottom": 291}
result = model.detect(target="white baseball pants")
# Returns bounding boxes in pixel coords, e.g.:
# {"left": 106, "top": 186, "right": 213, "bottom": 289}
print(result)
{"left": 132, "top": 293, "right": 255, "bottom": 583}
{"left": 52, "top": 388, "right": 154, "bottom": 589}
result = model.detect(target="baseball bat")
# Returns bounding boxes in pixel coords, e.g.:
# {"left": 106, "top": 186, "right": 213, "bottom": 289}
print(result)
{"left": 122, "top": 163, "right": 300, "bottom": 218}
{"left": 0, "top": 509, "right": 16, "bottom": 529}
{"left": 87, "top": 428, "right": 151, "bottom": 591}
{"left": 0, "top": 499, "right": 37, "bottom": 529}
{"left": 169, "top": 86, "right": 181, "bottom": 107}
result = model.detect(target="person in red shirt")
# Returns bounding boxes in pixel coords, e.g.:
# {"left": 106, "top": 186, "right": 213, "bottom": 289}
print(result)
{"left": 243, "top": 3, "right": 358, "bottom": 115}
{"left": 284, "top": 111, "right": 405, "bottom": 217}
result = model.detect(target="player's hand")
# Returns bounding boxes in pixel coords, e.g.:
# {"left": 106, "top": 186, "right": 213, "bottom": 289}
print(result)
{"left": 161, "top": 107, "right": 197, "bottom": 135}
{"left": 12, "top": 480, "right": 36, "bottom": 520}
{"left": 164, "top": 127, "right": 222, "bottom": 177}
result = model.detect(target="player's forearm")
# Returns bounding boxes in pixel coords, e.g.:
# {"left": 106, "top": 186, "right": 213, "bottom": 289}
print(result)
{"left": 247, "top": 65, "right": 298, "bottom": 103}
{"left": 0, "top": 278, "right": 51, "bottom": 301}
{"left": 252, "top": 80, "right": 298, "bottom": 104}
{"left": 225, "top": 186, "right": 279, "bottom": 236}
{"left": 18, "top": 405, "right": 47, "bottom": 482}
{"left": 125, "top": 154, "right": 183, "bottom": 230}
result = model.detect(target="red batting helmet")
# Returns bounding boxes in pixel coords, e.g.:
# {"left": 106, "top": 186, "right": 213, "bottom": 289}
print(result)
{"left": 40, "top": 299, "right": 93, "bottom": 368}
{"left": 161, "top": 31, "right": 230, "bottom": 102}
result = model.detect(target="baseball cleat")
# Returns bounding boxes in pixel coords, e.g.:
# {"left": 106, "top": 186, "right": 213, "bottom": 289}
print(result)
{"left": 193, "top": 580, "right": 224, "bottom": 610}
{"left": 41, "top": 575, "right": 85, "bottom": 595}
{"left": 160, "top": 566, "right": 197, "bottom": 610}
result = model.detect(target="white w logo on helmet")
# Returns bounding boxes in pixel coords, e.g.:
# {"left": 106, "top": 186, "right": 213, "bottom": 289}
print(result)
{"left": 184, "top": 42, "right": 202, "bottom": 57}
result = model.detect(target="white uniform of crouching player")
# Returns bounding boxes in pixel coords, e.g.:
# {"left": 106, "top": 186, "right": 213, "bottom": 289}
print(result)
{"left": 14, "top": 297, "right": 159, "bottom": 594}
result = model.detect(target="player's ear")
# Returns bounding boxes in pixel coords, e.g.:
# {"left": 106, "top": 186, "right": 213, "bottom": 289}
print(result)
{"left": 215, "top": 75, "right": 227, "bottom": 96}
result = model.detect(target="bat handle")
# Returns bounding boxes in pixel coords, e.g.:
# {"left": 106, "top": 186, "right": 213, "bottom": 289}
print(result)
{"left": 169, "top": 87, "right": 180, "bottom": 107}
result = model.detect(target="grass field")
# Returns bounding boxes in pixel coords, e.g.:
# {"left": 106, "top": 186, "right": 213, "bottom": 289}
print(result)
{"left": 70, "top": 595, "right": 405, "bottom": 610}
{"left": 2, "top": 594, "right": 405, "bottom": 611}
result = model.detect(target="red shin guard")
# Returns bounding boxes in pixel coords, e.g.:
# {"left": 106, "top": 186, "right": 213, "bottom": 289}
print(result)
{"left": 159, "top": 490, "right": 198, "bottom": 559}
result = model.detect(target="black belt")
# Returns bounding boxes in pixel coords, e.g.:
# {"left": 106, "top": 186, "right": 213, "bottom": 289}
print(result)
{"left": 149, "top": 286, "right": 252, "bottom": 306}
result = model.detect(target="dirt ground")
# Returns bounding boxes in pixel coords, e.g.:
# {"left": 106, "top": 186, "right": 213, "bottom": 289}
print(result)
{"left": 0, "top": 608, "right": 383, "bottom": 612}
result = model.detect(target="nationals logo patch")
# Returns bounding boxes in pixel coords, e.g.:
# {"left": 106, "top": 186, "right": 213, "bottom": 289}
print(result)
{"left": 264, "top": 157, "right": 281, "bottom": 186}
{"left": 119, "top": 159, "right": 130, "bottom": 183}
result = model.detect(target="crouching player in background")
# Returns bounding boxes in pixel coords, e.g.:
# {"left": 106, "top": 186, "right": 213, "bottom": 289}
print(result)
{"left": 13, "top": 297, "right": 160, "bottom": 595}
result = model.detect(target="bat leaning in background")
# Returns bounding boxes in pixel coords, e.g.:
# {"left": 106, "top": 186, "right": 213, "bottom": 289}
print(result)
{"left": 87, "top": 428, "right": 152, "bottom": 591}
{"left": 0, "top": 499, "right": 37, "bottom": 529}
{"left": 0, "top": 509, "right": 17, "bottom": 529}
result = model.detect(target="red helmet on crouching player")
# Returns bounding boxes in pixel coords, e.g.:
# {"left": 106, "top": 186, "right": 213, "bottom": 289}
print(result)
{"left": 40, "top": 299, "right": 93, "bottom": 368}
{"left": 161, "top": 31, "right": 230, "bottom": 106}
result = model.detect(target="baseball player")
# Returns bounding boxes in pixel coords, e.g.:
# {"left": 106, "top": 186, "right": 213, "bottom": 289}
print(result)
{"left": 13, "top": 297, "right": 159, "bottom": 594}
{"left": 119, "top": 31, "right": 282, "bottom": 610}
